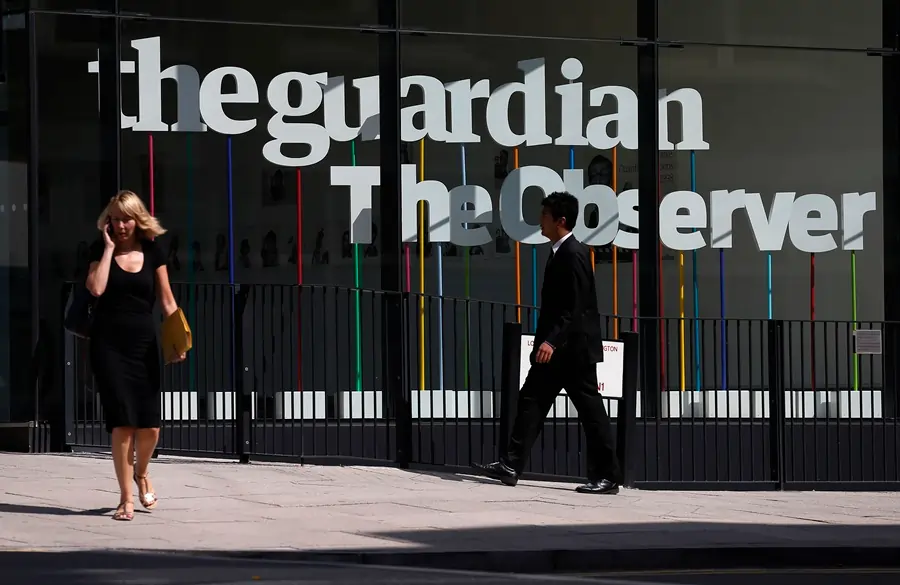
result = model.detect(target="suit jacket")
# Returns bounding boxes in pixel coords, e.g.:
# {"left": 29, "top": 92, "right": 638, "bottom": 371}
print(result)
{"left": 533, "top": 234, "right": 604, "bottom": 365}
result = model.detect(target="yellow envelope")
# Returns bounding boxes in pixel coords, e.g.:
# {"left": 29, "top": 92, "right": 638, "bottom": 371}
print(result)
{"left": 161, "top": 308, "right": 192, "bottom": 364}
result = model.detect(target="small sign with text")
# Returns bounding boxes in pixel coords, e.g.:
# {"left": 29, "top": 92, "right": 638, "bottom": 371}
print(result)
{"left": 519, "top": 335, "right": 625, "bottom": 399}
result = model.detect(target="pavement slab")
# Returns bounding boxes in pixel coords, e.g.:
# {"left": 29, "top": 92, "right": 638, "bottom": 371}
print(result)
{"left": 1, "top": 452, "right": 899, "bottom": 574}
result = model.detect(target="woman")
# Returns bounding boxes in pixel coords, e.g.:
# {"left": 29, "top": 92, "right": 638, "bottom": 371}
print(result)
{"left": 86, "top": 190, "right": 185, "bottom": 521}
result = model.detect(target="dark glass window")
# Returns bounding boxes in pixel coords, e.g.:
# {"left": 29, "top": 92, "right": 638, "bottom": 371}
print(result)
{"left": 402, "top": 0, "right": 636, "bottom": 40}
{"left": 659, "top": 0, "right": 882, "bottom": 50}
{"left": 1, "top": 13, "right": 29, "bottom": 421}
{"left": 119, "top": 0, "right": 378, "bottom": 28}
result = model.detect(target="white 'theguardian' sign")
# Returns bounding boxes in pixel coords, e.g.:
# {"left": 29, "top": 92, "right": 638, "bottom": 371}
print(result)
{"left": 520, "top": 335, "right": 625, "bottom": 399}
{"left": 87, "top": 37, "right": 878, "bottom": 254}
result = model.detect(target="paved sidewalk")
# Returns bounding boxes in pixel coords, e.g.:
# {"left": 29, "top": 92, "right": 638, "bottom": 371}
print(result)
{"left": 1, "top": 453, "right": 899, "bottom": 573}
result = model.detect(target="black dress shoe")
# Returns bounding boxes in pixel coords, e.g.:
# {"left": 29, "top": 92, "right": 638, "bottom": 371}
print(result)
{"left": 575, "top": 479, "right": 619, "bottom": 494}
{"left": 473, "top": 461, "right": 518, "bottom": 486}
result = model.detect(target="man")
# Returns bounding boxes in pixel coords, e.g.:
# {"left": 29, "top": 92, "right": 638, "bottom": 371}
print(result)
{"left": 474, "top": 192, "right": 622, "bottom": 495}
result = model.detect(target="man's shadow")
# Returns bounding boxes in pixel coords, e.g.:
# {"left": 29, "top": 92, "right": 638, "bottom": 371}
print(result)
{"left": 0, "top": 502, "right": 115, "bottom": 516}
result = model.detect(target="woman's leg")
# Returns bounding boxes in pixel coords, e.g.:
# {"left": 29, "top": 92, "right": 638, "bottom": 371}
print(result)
{"left": 110, "top": 426, "right": 135, "bottom": 519}
{"left": 134, "top": 427, "right": 160, "bottom": 508}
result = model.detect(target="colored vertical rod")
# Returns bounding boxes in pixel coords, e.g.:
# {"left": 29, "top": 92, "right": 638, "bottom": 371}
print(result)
{"left": 612, "top": 147, "right": 619, "bottom": 338}
{"left": 404, "top": 245, "right": 411, "bottom": 292}
{"left": 296, "top": 169, "right": 303, "bottom": 393}
{"left": 810, "top": 253, "right": 816, "bottom": 391}
{"left": 430, "top": 141, "right": 445, "bottom": 393}
{"left": 767, "top": 254, "right": 773, "bottom": 319}
{"left": 461, "top": 145, "right": 470, "bottom": 390}
{"left": 719, "top": 248, "right": 726, "bottom": 390}
{"left": 227, "top": 139, "right": 235, "bottom": 285}
{"left": 351, "top": 142, "right": 362, "bottom": 392}
{"left": 657, "top": 169, "right": 666, "bottom": 391}
{"left": 678, "top": 155, "right": 686, "bottom": 392}
{"left": 531, "top": 247, "right": 538, "bottom": 329}
{"left": 418, "top": 139, "right": 426, "bottom": 392}
{"left": 632, "top": 252, "right": 638, "bottom": 332}
{"left": 148, "top": 135, "right": 155, "bottom": 216}
{"left": 631, "top": 154, "right": 638, "bottom": 331}
{"left": 186, "top": 136, "right": 196, "bottom": 393}
{"left": 227, "top": 138, "right": 236, "bottom": 404}
{"left": 404, "top": 140, "right": 411, "bottom": 293}
{"left": 514, "top": 148, "right": 521, "bottom": 323}
{"left": 679, "top": 249, "right": 685, "bottom": 391}
{"left": 851, "top": 250, "right": 859, "bottom": 391}
{"left": 690, "top": 152, "right": 701, "bottom": 390}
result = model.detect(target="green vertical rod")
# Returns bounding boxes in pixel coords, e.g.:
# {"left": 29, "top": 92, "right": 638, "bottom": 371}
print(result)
{"left": 186, "top": 135, "right": 196, "bottom": 392}
{"left": 852, "top": 250, "right": 858, "bottom": 391}
{"left": 352, "top": 141, "right": 362, "bottom": 392}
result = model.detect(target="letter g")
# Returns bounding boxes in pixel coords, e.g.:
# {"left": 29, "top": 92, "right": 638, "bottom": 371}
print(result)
{"left": 263, "top": 71, "right": 330, "bottom": 166}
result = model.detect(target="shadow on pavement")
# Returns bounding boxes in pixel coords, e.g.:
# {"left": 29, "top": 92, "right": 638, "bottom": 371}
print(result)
{"left": 0, "top": 550, "right": 608, "bottom": 585}
{"left": 0, "top": 503, "right": 115, "bottom": 517}
{"left": 198, "top": 521, "right": 900, "bottom": 575}
{"left": 2, "top": 549, "right": 900, "bottom": 585}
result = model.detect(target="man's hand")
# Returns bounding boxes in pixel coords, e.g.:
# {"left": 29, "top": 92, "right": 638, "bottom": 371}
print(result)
{"left": 535, "top": 342, "right": 554, "bottom": 364}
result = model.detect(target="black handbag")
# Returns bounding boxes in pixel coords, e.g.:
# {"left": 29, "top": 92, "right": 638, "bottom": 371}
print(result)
{"left": 64, "top": 284, "right": 98, "bottom": 339}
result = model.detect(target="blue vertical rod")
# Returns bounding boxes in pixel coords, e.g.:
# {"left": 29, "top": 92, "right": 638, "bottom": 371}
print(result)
{"left": 227, "top": 138, "right": 236, "bottom": 399}
{"left": 461, "top": 145, "right": 471, "bottom": 390}
{"left": 690, "top": 151, "right": 700, "bottom": 391}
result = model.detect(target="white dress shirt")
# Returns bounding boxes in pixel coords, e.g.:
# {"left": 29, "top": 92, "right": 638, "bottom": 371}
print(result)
{"left": 551, "top": 231, "right": 574, "bottom": 256}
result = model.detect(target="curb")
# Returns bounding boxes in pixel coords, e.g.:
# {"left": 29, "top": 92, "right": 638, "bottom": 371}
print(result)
{"left": 197, "top": 546, "right": 900, "bottom": 574}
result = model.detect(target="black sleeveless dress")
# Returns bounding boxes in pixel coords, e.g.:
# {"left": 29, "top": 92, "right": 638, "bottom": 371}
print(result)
{"left": 88, "top": 239, "right": 166, "bottom": 433}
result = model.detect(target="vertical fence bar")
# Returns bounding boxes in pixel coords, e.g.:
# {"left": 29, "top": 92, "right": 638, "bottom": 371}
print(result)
{"left": 768, "top": 319, "right": 785, "bottom": 489}
{"left": 618, "top": 331, "right": 640, "bottom": 488}
{"left": 499, "top": 321, "right": 523, "bottom": 463}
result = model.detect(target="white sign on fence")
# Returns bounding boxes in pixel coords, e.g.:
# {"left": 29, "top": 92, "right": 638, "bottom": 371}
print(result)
{"left": 519, "top": 335, "right": 625, "bottom": 399}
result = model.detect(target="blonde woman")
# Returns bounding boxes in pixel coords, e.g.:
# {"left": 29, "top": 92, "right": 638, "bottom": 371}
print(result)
{"left": 85, "top": 191, "right": 185, "bottom": 521}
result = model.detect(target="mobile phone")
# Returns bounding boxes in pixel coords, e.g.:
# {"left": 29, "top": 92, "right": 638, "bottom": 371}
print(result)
{"left": 106, "top": 218, "right": 114, "bottom": 237}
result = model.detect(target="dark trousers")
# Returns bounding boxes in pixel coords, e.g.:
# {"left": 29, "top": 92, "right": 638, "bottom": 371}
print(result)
{"left": 504, "top": 356, "right": 621, "bottom": 483}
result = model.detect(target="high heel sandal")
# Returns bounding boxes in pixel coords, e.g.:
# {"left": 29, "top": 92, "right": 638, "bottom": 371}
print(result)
{"left": 113, "top": 501, "right": 134, "bottom": 521}
{"left": 134, "top": 473, "right": 158, "bottom": 510}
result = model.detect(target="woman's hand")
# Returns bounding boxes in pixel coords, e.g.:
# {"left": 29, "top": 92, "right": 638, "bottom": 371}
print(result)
{"left": 101, "top": 224, "right": 115, "bottom": 249}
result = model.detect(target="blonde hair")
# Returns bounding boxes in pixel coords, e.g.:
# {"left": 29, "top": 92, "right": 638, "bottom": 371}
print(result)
{"left": 96, "top": 190, "right": 167, "bottom": 239}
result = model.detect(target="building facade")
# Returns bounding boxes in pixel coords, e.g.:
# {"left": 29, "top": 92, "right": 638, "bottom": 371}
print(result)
{"left": 1, "top": 1, "right": 899, "bottom": 449}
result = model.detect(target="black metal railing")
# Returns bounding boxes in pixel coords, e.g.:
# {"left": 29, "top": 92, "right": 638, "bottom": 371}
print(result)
{"left": 62, "top": 282, "right": 900, "bottom": 489}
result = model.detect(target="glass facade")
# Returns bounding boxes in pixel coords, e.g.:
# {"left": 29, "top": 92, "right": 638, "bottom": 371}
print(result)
{"left": 4, "top": 1, "right": 899, "bottom": 437}
{"left": 1, "top": 9, "right": 31, "bottom": 423}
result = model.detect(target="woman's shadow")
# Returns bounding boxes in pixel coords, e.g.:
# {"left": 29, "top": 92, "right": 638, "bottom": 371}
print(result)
{"left": 0, "top": 502, "right": 115, "bottom": 516}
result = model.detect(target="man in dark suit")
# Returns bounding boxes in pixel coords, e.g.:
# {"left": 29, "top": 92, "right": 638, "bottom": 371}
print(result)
{"left": 475, "top": 192, "right": 621, "bottom": 494}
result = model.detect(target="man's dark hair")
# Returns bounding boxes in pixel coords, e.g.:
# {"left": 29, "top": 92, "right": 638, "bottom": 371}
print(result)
{"left": 541, "top": 191, "right": 579, "bottom": 230}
